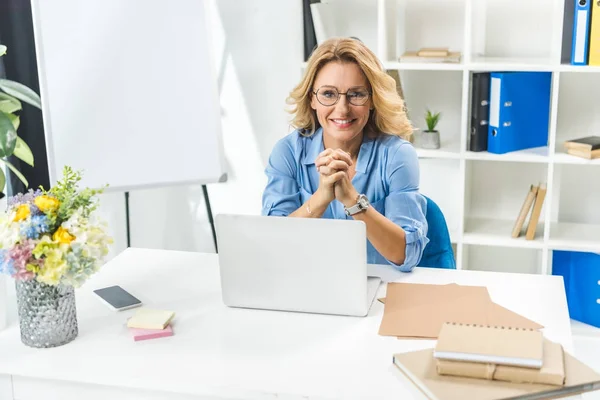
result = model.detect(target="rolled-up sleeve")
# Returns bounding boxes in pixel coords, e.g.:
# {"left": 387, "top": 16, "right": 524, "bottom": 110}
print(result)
{"left": 384, "top": 142, "right": 429, "bottom": 272}
{"left": 261, "top": 138, "right": 301, "bottom": 216}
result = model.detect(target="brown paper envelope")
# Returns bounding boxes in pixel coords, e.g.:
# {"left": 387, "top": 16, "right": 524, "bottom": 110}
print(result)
{"left": 486, "top": 302, "right": 544, "bottom": 330}
{"left": 392, "top": 347, "right": 600, "bottom": 400}
{"left": 380, "top": 292, "right": 490, "bottom": 338}
{"left": 383, "top": 282, "right": 491, "bottom": 311}
{"left": 379, "top": 283, "right": 543, "bottom": 338}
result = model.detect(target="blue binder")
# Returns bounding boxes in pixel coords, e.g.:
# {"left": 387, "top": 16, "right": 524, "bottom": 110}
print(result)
{"left": 571, "top": 0, "right": 592, "bottom": 65}
{"left": 487, "top": 72, "right": 552, "bottom": 154}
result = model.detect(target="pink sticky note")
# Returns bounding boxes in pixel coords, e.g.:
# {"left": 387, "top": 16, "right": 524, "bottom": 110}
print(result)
{"left": 130, "top": 324, "right": 174, "bottom": 341}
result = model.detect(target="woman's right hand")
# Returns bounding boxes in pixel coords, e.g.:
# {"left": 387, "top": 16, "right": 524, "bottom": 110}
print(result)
{"left": 313, "top": 148, "right": 353, "bottom": 206}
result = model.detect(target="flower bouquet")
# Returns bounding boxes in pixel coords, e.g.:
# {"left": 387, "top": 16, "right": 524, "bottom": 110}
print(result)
{"left": 0, "top": 166, "right": 113, "bottom": 348}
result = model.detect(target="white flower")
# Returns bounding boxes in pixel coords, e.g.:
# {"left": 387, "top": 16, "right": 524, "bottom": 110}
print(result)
{"left": 0, "top": 211, "right": 20, "bottom": 249}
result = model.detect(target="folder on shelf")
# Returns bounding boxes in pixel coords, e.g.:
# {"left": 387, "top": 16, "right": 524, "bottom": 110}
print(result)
{"left": 571, "top": 0, "right": 593, "bottom": 65}
{"left": 525, "top": 183, "right": 547, "bottom": 241}
{"left": 487, "top": 72, "right": 551, "bottom": 154}
{"left": 590, "top": 0, "right": 600, "bottom": 65}
{"left": 434, "top": 322, "right": 544, "bottom": 369}
{"left": 469, "top": 72, "right": 491, "bottom": 152}
{"left": 561, "top": 0, "right": 575, "bottom": 64}
{"left": 511, "top": 184, "right": 539, "bottom": 238}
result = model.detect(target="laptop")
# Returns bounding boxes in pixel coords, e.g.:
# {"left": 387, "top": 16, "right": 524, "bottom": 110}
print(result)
{"left": 215, "top": 214, "right": 381, "bottom": 317}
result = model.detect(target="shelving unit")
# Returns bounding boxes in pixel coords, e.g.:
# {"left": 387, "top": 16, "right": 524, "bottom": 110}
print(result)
{"left": 304, "top": 0, "right": 600, "bottom": 276}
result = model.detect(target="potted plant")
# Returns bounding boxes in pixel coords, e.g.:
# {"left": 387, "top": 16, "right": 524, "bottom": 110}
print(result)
{"left": 420, "top": 109, "right": 441, "bottom": 149}
{"left": 0, "top": 44, "right": 39, "bottom": 197}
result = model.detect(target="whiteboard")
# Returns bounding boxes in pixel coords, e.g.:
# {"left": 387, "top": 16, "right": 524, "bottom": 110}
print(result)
{"left": 30, "top": 0, "right": 226, "bottom": 192}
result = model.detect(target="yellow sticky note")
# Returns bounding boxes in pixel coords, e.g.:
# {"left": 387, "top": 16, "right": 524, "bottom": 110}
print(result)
{"left": 126, "top": 308, "right": 175, "bottom": 330}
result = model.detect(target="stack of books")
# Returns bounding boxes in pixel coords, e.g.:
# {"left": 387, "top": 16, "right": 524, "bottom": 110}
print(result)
{"left": 511, "top": 183, "right": 547, "bottom": 240}
{"left": 127, "top": 308, "right": 175, "bottom": 342}
{"left": 392, "top": 322, "right": 600, "bottom": 399}
{"left": 399, "top": 47, "right": 461, "bottom": 63}
{"left": 564, "top": 136, "right": 600, "bottom": 159}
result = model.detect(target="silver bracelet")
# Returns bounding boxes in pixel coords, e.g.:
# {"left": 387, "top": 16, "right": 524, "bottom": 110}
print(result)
{"left": 306, "top": 198, "right": 313, "bottom": 215}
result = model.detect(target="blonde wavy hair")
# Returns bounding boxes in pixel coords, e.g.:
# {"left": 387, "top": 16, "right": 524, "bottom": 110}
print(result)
{"left": 287, "top": 37, "right": 413, "bottom": 139}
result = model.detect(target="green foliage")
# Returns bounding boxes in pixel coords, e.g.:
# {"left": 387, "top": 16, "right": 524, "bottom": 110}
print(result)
{"left": 0, "top": 45, "right": 39, "bottom": 191}
{"left": 425, "top": 109, "right": 441, "bottom": 132}
{"left": 41, "top": 166, "right": 108, "bottom": 228}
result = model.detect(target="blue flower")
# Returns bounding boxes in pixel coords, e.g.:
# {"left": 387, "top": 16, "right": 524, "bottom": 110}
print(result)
{"left": 0, "top": 249, "right": 15, "bottom": 275}
{"left": 20, "top": 214, "right": 50, "bottom": 240}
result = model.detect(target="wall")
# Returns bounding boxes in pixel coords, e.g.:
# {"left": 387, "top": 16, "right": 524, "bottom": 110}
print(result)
{"left": 93, "top": 0, "right": 304, "bottom": 259}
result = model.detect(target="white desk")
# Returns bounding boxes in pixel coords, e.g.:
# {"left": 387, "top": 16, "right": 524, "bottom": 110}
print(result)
{"left": 0, "top": 248, "right": 573, "bottom": 400}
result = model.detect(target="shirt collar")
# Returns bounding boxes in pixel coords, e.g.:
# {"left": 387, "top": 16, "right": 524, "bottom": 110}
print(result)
{"left": 301, "top": 127, "right": 375, "bottom": 174}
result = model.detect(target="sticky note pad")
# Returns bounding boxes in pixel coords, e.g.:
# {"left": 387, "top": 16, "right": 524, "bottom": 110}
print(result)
{"left": 130, "top": 325, "right": 174, "bottom": 342}
{"left": 126, "top": 308, "right": 175, "bottom": 330}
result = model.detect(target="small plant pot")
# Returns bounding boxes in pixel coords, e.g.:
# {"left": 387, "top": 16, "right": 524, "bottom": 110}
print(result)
{"left": 420, "top": 130, "right": 441, "bottom": 149}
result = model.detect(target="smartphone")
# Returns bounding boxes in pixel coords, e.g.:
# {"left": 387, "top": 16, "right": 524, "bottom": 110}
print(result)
{"left": 93, "top": 285, "right": 142, "bottom": 311}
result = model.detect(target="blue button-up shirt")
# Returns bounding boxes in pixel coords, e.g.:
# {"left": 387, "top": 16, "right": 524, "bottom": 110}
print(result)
{"left": 261, "top": 128, "right": 429, "bottom": 272}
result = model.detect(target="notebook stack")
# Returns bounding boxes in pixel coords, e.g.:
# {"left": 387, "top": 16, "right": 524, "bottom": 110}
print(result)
{"left": 564, "top": 136, "right": 600, "bottom": 159}
{"left": 392, "top": 322, "right": 600, "bottom": 400}
{"left": 433, "top": 322, "right": 563, "bottom": 385}
{"left": 127, "top": 308, "right": 175, "bottom": 342}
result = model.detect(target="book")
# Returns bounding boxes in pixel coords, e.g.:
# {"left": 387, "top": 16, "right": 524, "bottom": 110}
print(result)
{"left": 399, "top": 51, "right": 461, "bottom": 64}
{"left": 417, "top": 47, "right": 450, "bottom": 57}
{"left": 566, "top": 148, "right": 600, "bottom": 159}
{"left": 130, "top": 325, "right": 174, "bottom": 342}
{"left": 564, "top": 136, "right": 600, "bottom": 151}
{"left": 126, "top": 308, "right": 175, "bottom": 330}
{"left": 392, "top": 346, "right": 600, "bottom": 400}
{"left": 434, "top": 322, "right": 543, "bottom": 369}
{"left": 435, "top": 338, "right": 565, "bottom": 386}
{"left": 511, "top": 184, "right": 538, "bottom": 238}
{"left": 525, "top": 183, "right": 547, "bottom": 241}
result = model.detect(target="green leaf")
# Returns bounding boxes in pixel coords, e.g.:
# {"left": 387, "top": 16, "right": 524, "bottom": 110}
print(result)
{"left": 0, "top": 45, "right": 5, "bottom": 56}
{"left": 0, "top": 92, "right": 22, "bottom": 114}
{"left": 0, "top": 163, "right": 5, "bottom": 194}
{"left": 14, "top": 136, "right": 33, "bottom": 166}
{"left": 0, "top": 158, "right": 28, "bottom": 187}
{"left": 0, "top": 111, "right": 17, "bottom": 157}
{"left": 8, "top": 113, "right": 19, "bottom": 130}
{"left": 0, "top": 79, "right": 41, "bottom": 109}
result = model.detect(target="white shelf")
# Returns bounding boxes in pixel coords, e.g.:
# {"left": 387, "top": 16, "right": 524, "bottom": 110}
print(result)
{"left": 548, "top": 222, "right": 600, "bottom": 253}
{"left": 464, "top": 146, "right": 550, "bottom": 163}
{"left": 468, "top": 56, "right": 556, "bottom": 72}
{"left": 553, "top": 152, "right": 600, "bottom": 166}
{"left": 558, "top": 64, "right": 600, "bottom": 73}
{"left": 571, "top": 320, "right": 600, "bottom": 339}
{"left": 462, "top": 218, "right": 545, "bottom": 249}
{"left": 384, "top": 61, "right": 463, "bottom": 71}
{"left": 416, "top": 148, "right": 461, "bottom": 160}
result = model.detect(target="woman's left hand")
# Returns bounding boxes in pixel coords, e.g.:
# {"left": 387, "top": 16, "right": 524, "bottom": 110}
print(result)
{"left": 333, "top": 165, "right": 359, "bottom": 208}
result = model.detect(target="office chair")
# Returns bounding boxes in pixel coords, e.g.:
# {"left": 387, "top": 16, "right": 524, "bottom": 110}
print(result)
{"left": 419, "top": 195, "right": 456, "bottom": 269}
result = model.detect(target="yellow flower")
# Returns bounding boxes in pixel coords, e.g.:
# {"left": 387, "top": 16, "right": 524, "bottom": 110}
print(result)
{"left": 34, "top": 195, "right": 60, "bottom": 213}
{"left": 13, "top": 204, "right": 30, "bottom": 222}
{"left": 26, "top": 263, "right": 40, "bottom": 274}
{"left": 53, "top": 226, "right": 75, "bottom": 244}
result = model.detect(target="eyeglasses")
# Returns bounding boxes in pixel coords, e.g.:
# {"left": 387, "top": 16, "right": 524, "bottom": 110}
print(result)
{"left": 312, "top": 85, "right": 372, "bottom": 106}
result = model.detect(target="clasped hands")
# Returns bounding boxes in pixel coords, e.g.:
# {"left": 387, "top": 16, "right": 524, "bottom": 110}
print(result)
{"left": 314, "top": 148, "right": 359, "bottom": 208}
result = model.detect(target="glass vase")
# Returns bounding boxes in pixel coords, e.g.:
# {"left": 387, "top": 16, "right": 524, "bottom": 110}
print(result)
{"left": 15, "top": 279, "right": 78, "bottom": 348}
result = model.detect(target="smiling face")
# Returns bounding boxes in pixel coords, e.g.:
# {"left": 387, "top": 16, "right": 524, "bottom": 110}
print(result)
{"left": 310, "top": 61, "right": 372, "bottom": 146}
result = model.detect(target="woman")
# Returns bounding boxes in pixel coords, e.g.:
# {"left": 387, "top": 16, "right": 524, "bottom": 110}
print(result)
{"left": 261, "top": 37, "right": 429, "bottom": 272}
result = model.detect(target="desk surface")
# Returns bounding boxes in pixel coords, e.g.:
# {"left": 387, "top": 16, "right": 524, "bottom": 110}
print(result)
{"left": 0, "top": 248, "right": 573, "bottom": 400}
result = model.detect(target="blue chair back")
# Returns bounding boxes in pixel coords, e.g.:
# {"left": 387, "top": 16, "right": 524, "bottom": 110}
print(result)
{"left": 419, "top": 196, "right": 456, "bottom": 269}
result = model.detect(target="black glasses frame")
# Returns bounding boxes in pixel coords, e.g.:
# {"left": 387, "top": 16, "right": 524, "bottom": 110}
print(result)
{"left": 312, "top": 86, "right": 372, "bottom": 107}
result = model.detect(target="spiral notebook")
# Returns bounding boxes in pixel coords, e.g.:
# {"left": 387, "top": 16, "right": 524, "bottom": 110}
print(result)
{"left": 434, "top": 322, "right": 543, "bottom": 368}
